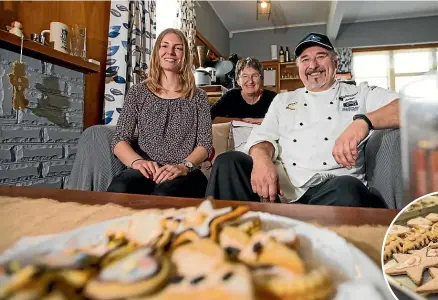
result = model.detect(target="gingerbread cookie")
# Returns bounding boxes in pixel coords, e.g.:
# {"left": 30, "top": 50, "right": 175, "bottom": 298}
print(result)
{"left": 171, "top": 239, "right": 226, "bottom": 277}
{"left": 165, "top": 200, "right": 249, "bottom": 247}
{"left": 407, "top": 217, "right": 432, "bottom": 227}
{"left": 402, "top": 228, "right": 431, "bottom": 253}
{"left": 85, "top": 247, "right": 170, "bottom": 299}
{"left": 223, "top": 216, "right": 262, "bottom": 236}
{"left": 385, "top": 247, "right": 438, "bottom": 285}
{"left": 252, "top": 265, "right": 334, "bottom": 300}
{"left": 136, "top": 263, "right": 254, "bottom": 300}
{"left": 8, "top": 61, "right": 29, "bottom": 110}
{"left": 384, "top": 234, "right": 404, "bottom": 261}
{"left": 238, "top": 232, "right": 305, "bottom": 275}
{"left": 0, "top": 265, "right": 39, "bottom": 298}
{"left": 416, "top": 267, "right": 438, "bottom": 294}
{"left": 426, "top": 213, "right": 438, "bottom": 223}
{"left": 388, "top": 225, "right": 410, "bottom": 237}
{"left": 219, "top": 226, "right": 251, "bottom": 259}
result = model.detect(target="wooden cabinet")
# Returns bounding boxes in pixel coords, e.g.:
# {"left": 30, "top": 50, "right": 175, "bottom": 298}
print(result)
{"left": 261, "top": 60, "right": 304, "bottom": 93}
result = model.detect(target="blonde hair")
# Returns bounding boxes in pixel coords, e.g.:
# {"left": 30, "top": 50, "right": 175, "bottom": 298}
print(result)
{"left": 146, "top": 28, "right": 196, "bottom": 99}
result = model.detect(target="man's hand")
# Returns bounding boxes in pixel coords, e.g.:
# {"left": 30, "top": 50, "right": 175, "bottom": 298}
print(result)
{"left": 153, "top": 164, "right": 188, "bottom": 184}
{"left": 332, "top": 119, "right": 369, "bottom": 169}
{"left": 250, "top": 158, "right": 283, "bottom": 202}
{"left": 132, "top": 160, "right": 160, "bottom": 179}
{"left": 242, "top": 118, "right": 264, "bottom": 125}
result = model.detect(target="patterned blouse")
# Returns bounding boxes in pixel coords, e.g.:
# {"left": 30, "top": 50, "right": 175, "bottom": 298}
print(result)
{"left": 111, "top": 83, "right": 213, "bottom": 166}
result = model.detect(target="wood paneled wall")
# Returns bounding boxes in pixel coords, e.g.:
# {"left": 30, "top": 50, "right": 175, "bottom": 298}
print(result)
{"left": 0, "top": 1, "right": 111, "bottom": 128}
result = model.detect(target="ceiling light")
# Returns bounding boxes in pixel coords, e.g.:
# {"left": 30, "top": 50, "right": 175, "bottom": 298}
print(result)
{"left": 256, "top": 0, "right": 271, "bottom": 20}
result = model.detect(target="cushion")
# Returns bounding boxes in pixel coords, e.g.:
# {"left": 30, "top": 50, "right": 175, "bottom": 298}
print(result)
{"left": 200, "top": 122, "right": 232, "bottom": 178}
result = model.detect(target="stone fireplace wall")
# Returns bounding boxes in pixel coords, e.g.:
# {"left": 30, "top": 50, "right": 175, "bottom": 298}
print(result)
{"left": 0, "top": 48, "right": 84, "bottom": 188}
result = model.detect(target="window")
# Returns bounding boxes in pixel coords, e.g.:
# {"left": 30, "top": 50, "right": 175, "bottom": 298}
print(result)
{"left": 156, "top": 0, "right": 179, "bottom": 37}
{"left": 352, "top": 47, "right": 437, "bottom": 93}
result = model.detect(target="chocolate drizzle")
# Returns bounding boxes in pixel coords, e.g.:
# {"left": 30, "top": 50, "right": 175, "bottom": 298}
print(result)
{"left": 168, "top": 275, "right": 184, "bottom": 284}
{"left": 190, "top": 275, "right": 206, "bottom": 285}
{"left": 222, "top": 271, "right": 234, "bottom": 281}
{"left": 252, "top": 242, "right": 263, "bottom": 254}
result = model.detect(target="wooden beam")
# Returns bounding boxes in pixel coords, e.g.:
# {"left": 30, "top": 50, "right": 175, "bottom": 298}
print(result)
{"left": 326, "top": 0, "right": 345, "bottom": 40}
{"left": 195, "top": 29, "right": 223, "bottom": 58}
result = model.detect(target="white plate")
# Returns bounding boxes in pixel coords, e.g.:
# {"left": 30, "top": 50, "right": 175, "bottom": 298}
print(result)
{"left": 0, "top": 212, "right": 393, "bottom": 299}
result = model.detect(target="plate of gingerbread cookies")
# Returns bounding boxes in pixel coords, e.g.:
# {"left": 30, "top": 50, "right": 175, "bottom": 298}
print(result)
{"left": 383, "top": 194, "right": 438, "bottom": 300}
{"left": 0, "top": 200, "right": 392, "bottom": 299}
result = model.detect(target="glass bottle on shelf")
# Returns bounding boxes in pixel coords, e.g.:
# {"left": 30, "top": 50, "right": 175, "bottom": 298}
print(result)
{"left": 279, "top": 46, "right": 285, "bottom": 63}
{"left": 285, "top": 47, "right": 290, "bottom": 62}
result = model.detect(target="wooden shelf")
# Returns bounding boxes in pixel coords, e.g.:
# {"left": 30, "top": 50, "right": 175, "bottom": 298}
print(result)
{"left": 280, "top": 62, "right": 297, "bottom": 65}
{"left": 280, "top": 78, "right": 300, "bottom": 81}
{"left": 0, "top": 30, "right": 100, "bottom": 74}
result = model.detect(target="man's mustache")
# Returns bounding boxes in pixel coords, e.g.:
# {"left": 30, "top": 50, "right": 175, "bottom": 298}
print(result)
{"left": 305, "top": 67, "right": 326, "bottom": 76}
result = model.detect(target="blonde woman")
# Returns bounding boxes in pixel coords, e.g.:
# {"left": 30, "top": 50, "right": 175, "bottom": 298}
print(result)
{"left": 107, "top": 28, "right": 212, "bottom": 197}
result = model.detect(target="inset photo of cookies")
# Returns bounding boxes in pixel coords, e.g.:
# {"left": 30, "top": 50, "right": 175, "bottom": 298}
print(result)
{"left": 383, "top": 192, "right": 438, "bottom": 299}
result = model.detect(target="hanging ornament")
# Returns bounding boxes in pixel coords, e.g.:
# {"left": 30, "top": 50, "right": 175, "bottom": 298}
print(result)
{"left": 8, "top": 35, "right": 29, "bottom": 110}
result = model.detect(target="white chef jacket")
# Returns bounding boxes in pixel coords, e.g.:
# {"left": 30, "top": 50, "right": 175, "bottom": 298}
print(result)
{"left": 244, "top": 81, "right": 399, "bottom": 202}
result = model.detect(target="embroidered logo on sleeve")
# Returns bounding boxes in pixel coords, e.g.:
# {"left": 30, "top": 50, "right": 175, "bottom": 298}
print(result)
{"left": 286, "top": 102, "right": 297, "bottom": 110}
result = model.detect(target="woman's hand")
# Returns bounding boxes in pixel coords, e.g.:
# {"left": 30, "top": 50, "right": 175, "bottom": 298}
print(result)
{"left": 242, "top": 118, "right": 264, "bottom": 125}
{"left": 153, "top": 164, "right": 188, "bottom": 184}
{"left": 132, "top": 159, "right": 160, "bottom": 179}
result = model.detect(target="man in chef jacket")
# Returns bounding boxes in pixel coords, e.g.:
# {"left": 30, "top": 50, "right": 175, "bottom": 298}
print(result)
{"left": 205, "top": 33, "right": 400, "bottom": 207}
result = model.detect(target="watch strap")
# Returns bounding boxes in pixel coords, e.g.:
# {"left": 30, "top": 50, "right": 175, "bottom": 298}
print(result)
{"left": 353, "top": 114, "right": 374, "bottom": 130}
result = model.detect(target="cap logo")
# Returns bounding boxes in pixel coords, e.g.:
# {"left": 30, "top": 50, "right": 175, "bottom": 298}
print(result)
{"left": 308, "top": 35, "right": 320, "bottom": 42}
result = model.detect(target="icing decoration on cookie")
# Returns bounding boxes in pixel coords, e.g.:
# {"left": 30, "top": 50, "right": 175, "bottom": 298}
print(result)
{"left": 385, "top": 247, "right": 438, "bottom": 285}
{"left": 169, "top": 200, "right": 249, "bottom": 246}
{"left": 394, "top": 255, "right": 421, "bottom": 269}
{"left": 98, "top": 248, "right": 159, "bottom": 283}
{"left": 265, "top": 228, "right": 298, "bottom": 248}
{"left": 428, "top": 248, "right": 438, "bottom": 257}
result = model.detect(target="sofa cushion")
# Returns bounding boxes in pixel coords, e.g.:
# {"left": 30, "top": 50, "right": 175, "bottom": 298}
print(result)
{"left": 200, "top": 122, "right": 232, "bottom": 178}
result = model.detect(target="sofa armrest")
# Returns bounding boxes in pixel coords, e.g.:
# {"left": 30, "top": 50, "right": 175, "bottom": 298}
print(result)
{"left": 65, "top": 125, "right": 126, "bottom": 192}
{"left": 365, "top": 129, "right": 403, "bottom": 209}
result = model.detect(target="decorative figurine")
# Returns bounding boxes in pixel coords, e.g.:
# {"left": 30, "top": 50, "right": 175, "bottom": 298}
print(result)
{"left": 8, "top": 61, "right": 29, "bottom": 110}
{"left": 6, "top": 21, "right": 24, "bottom": 38}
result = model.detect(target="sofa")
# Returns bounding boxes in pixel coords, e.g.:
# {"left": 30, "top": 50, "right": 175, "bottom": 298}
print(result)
{"left": 66, "top": 124, "right": 403, "bottom": 209}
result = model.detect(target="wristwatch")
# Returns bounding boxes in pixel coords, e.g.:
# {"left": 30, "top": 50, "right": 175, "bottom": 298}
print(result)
{"left": 182, "top": 160, "right": 195, "bottom": 173}
{"left": 353, "top": 114, "right": 374, "bottom": 130}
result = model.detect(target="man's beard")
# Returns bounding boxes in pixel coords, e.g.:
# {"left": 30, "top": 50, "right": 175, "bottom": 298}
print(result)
{"left": 306, "top": 67, "right": 327, "bottom": 90}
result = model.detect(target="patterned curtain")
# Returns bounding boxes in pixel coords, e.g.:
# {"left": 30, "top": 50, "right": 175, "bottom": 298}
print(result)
{"left": 103, "top": 0, "right": 156, "bottom": 125}
{"left": 175, "top": 0, "right": 196, "bottom": 53}
{"left": 335, "top": 47, "right": 353, "bottom": 73}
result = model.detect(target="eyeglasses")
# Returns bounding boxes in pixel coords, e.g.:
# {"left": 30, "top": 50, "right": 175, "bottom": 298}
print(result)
{"left": 240, "top": 74, "right": 262, "bottom": 81}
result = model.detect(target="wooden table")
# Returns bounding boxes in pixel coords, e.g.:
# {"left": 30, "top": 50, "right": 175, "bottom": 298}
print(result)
{"left": 0, "top": 186, "right": 399, "bottom": 226}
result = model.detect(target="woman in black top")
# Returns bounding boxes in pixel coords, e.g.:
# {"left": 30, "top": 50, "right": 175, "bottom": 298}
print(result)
{"left": 211, "top": 57, "right": 277, "bottom": 124}
{"left": 107, "top": 28, "right": 212, "bottom": 198}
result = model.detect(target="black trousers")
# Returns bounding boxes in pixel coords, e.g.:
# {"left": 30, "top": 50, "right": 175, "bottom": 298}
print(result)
{"left": 107, "top": 169, "right": 208, "bottom": 198}
{"left": 205, "top": 151, "right": 386, "bottom": 208}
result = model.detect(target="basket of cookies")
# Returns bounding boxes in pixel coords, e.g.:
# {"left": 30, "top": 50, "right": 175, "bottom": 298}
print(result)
{"left": 383, "top": 194, "right": 438, "bottom": 299}
{"left": 0, "top": 200, "right": 390, "bottom": 299}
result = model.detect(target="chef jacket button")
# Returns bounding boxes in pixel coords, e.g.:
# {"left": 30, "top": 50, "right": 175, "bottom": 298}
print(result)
{"left": 330, "top": 101, "right": 333, "bottom": 104}
{"left": 324, "top": 137, "right": 328, "bottom": 141}
{"left": 305, "top": 91, "right": 308, "bottom": 93}
{"left": 293, "top": 139, "right": 297, "bottom": 142}
{"left": 328, "top": 116, "right": 332, "bottom": 120}
{"left": 299, "top": 122, "right": 303, "bottom": 126}
{"left": 304, "top": 103, "right": 307, "bottom": 106}
{"left": 293, "top": 163, "right": 296, "bottom": 166}
{"left": 323, "top": 162, "right": 327, "bottom": 165}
